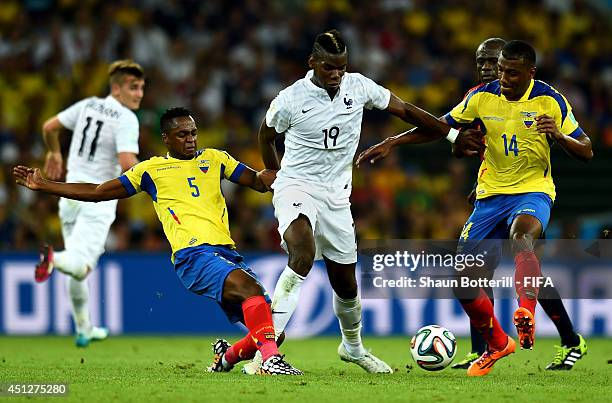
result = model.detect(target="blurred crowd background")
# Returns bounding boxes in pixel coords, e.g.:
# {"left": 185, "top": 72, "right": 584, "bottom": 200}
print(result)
{"left": 1, "top": 0, "right": 611, "bottom": 253}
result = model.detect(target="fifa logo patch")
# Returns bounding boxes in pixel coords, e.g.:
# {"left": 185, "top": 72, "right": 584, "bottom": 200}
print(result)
{"left": 199, "top": 160, "right": 210, "bottom": 174}
{"left": 520, "top": 111, "right": 537, "bottom": 128}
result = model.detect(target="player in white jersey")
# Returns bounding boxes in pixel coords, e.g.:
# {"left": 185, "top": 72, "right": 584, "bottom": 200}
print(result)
{"left": 36, "top": 60, "right": 145, "bottom": 347}
{"left": 244, "top": 30, "right": 481, "bottom": 374}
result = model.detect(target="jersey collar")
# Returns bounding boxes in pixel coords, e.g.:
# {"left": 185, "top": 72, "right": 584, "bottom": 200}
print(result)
{"left": 107, "top": 94, "right": 124, "bottom": 109}
{"left": 165, "top": 149, "right": 204, "bottom": 160}
{"left": 501, "top": 79, "right": 534, "bottom": 102}
{"left": 304, "top": 70, "right": 344, "bottom": 98}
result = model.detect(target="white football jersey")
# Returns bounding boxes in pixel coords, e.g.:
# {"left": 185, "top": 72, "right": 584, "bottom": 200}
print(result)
{"left": 266, "top": 70, "right": 390, "bottom": 192}
{"left": 58, "top": 95, "right": 139, "bottom": 183}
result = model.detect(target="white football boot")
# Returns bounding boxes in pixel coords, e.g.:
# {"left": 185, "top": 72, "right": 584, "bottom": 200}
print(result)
{"left": 338, "top": 342, "right": 393, "bottom": 373}
{"left": 241, "top": 350, "right": 263, "bottom": 375}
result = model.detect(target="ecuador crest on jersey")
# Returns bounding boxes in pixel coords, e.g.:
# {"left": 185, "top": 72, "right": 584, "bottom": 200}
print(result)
{"left": 199, "top": 159, "right": 210, "bottom": 174}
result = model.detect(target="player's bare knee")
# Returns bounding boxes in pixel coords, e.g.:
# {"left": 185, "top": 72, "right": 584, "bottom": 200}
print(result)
{"left": 511, "top": 231, "right": 534, "bottom": 253}
{"left": 240, "top": 280, "right": 265, "bottom": 300}
{"left": 333, "top": 284, "right": 357, "bottom": 300}
{"left": 222, "top": 269, "right": 264, "bottom": 304}
{"left": 329, "top": 273, "right": 357, "bottom": 299}
{"left": 287, "top": 249, "right": 315, "bottom": 276}
{"left": 284, "top": 216, "right": 315, "bottom": 275}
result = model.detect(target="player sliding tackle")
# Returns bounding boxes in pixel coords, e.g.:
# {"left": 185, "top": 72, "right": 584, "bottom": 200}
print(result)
{"left": 13, "top": 107, "right": 302, "bottom": 376}
{"left": 357, "top": 40, "right": 592, "bottom": 376}
{"left": 245, "top": 29, "right": 482, "bottom": 374}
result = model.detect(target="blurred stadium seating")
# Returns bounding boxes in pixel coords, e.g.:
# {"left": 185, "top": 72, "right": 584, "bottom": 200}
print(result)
{"left": 0, "top": 0, "right": 610, "bottom": 252}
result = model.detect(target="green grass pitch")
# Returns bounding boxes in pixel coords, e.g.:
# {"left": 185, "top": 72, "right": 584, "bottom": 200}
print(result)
{"left": 0, "top": 336, "right": 610, "bottom": 402}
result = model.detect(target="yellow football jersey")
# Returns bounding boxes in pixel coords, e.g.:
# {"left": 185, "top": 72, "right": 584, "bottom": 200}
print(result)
{"left": 446, "top": 79, "right": 583, "bottom": 201}
{"left": 119, "top": 149, "right": 246, "bottom": 260}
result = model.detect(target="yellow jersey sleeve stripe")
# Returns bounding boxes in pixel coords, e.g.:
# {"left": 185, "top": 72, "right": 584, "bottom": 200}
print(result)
{"left": 444, "top": 112, "right": 459, "bottom": 127}
{"left": 140, "top": 171, "right": 157, "bottom": 201}
{"left": 447, "top": 81, "right": 501, "bottom": 126}
{"left": 528, "top": 80, "right": 569, "bottom": 125}
{"left": 228, "top": 163, "right": 246, "bottom": 183}
{"left": 119, "top": 175, "right": 137, "bottom": 196}
{"left": 568, "top": 127, "right": 584, "bottom": 139}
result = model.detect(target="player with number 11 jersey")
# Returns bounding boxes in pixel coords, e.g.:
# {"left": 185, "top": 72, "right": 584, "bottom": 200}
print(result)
{"left": 36, "top": 60, "right": 145, "bottom": 348}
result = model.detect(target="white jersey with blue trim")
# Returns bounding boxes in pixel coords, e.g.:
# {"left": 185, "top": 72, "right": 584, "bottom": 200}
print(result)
{"left": 265, "top": 70, "right": 390, "bottom": 192}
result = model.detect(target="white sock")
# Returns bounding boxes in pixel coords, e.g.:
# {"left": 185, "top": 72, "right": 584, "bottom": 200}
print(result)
{"left": 271, "top": 266, "right": 306, "bottom": 338}
{"left": 333, "top": 292, "right": 366, "bottom": 358}
{"left": 67, "top": 277, "right": 91, "bottom": 334}
{"left": 54, "top": 251, "right": 89, "bottom": 279}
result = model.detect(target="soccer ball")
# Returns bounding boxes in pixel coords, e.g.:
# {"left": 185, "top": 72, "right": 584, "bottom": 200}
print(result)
{"left": 410, "top": 325, "right": 457, "bottom": 371}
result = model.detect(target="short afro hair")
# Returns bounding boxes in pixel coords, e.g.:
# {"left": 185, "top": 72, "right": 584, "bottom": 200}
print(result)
{"left": 160, "top": 107, "right": 192, "bottom": 134}
{"left": 501, "top": 40, "right": 536, "bottom": 66}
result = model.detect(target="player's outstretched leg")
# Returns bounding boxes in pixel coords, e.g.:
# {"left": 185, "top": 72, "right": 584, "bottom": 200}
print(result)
{"left": 210, "top": 330, "right": 269, "bottom": 373}
{"left": 511, "top": 215, "right": 543, "bottom": 349}
{"left": 242, "top": 332, "right": 285, "bottom": 375}
{"left": 539, "top": 285, "right": 585, "bottom": 369}
{"left": 334, "top": 293, "right": 392, "bottom": 374}
{"left": 35, "top": 244, "right": 54, "bottom": 282}
{"left": 269, "top": 215, "right": 313, "bottom": 338}
{"left": 67, "top": 277, "right": 108, "bottom": 348}
{"left": 242, "top": 216, "right": 313, "bottom": 374}
{"left": 38, "top": 242, "right": 103, "bottom": 347}
{"left": 457, "top": 288, "right": 514, "bottom": 376}
{"left": 467, "top": 336, "right": 516, "bottom": 377}
{"left": 207, "top": 339, "right": 234, "bottom": 372}
{"left": 326, "top": 258, "right": 392, "bottom": 374}
{"left": 513, "top": 248, "right": 540, "bottom": 349}
{"left": 546, "top": 334, "right": 588, "bottom": 370}
{"left": 513, "top": 306, "right": 535, "bottom": 350}
{"left": 222, "top": 269, "right": 302, "bottom": 375}
{"left": 452, "top": 286, "right": 493, "bottom": 369}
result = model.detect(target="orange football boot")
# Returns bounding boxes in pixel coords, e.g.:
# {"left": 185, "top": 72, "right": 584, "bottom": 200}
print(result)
{"left": 513, "top": 307, "right": 535, "bottom": 349}
{"left": 467, "top": 336, "right": 516, "bottom": 376}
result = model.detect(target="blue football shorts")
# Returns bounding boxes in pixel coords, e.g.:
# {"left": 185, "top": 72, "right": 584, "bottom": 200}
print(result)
{"left": 173, "top": 244, "right": 270, "bottom": 323}
{"left": 457, "top": 192, "right": 553, "bottom": 269}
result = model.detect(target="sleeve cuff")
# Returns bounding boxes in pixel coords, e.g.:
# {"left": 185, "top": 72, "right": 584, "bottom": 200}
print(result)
{"left": 118, "top": 175, "right": 137, "bottom": 196}
{"left": 228, "top": 163, "right": 247, "bottom": 183}
{"left": 444, "top": 113, "right": 459, "bottom": 127}
{"left": 568, "top": 127, "right": 584, "bottom": 139}
{"left": 56, "top": 112, "right": 70, "bottom": 130}
{"left": 380, "top": 88, "right": 391, "bottom": 110}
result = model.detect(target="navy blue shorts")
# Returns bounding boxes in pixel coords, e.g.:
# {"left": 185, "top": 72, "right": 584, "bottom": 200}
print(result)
{"left": 458, "top": 192, "right": 553, "bottom": 267}
{"left": 173, "top": 244, "right": 270, "bottom": 323}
